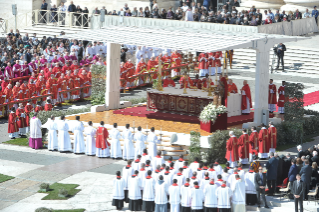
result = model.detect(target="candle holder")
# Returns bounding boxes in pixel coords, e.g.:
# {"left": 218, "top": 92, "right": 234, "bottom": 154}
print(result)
{"left": 145, "top": 130, "right": 149, "bottom": 135}
{"left": 132, "top": 127, "right": 136, "bottom": 133}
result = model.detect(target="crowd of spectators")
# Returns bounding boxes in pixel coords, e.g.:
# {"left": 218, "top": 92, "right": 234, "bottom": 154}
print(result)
{"left": 38, "top": 0, "right": 319, "bottom": 27}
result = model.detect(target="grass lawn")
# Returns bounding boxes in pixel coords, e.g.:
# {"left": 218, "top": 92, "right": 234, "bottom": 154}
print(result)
{"left": 53, "top": 209, "right": 85, "bottom": 212}
{"left": 3, "top": 138, "right": 29, "bottom": 146}
{"left": 39, "top": 183, "right": 81, "bottom": 200}
{"left": 276, "top": 134, "right": 317, "bottom": 152}
{"left": 0, "top": 174, "right": 15, "bottom": 183}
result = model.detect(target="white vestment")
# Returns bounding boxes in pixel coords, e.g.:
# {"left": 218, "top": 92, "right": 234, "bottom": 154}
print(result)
{"left": 189, "top": 162, "right": 199, "bottom": 173}
{"left": 128, "top": 177, "right": 142, "bottom": 200}
{"left": 216, "top": 186, "right": 233, "bottom": 209}
{"left": 169, "top": 185, "right": 181, "bottom": 212}
{"left": 173, "top": 174, "right": 185, "bottom": 187}
{"left": 143, "top": 177, "right": 156, "bottom": 201}
{"left": 113, "top": 178, "right": 125, "bottom": 200}
{"left": 180, "top": 185, "right": 192, "bottom": 207}
{"left": 134, "top": 131, "right": 146, "bottom": 158}
{"left": 47, "top": 119, "right": 58, "bottom": 150}
{"left": 152, "top": 156, "right": 165, "bottom": 170}
{"left": 110, "top": 128, "right": 122, "bottom": 158}
{"left": 133, "top": 161, "right": 141, "bottom": 171}
{"left": 200, "top": 178, "right": 210, "bottom": 188}
{"left": 228, "top": 173, "right": 238, "bottom": 189}
{"left": 147, "top": 132, "right": 160, "bottom": 159}
{"left": 231, "top": 179, "right": 246, "bottom": 212}
{"left": 175, "top": 160, "right": 185, "bottom": 170}
{"left": 203, "top": 183, "right": 218, "bottom": 208}
{"left": 154, "top": 181, "right": 168, "bottom": 204}
{"left": 207, "top": 169, "right": 218, "bottom": 181}
{"left": 214, "top": 164, "right": 223, "bottom": 175}
{"left": 141, "top": 153, "right": 152, "bottom": 165}
{"left": 139, "top": 170, "right": 148, "bottom": 190}
{"left": 72, "top": 120, "right": 85, "bottom": 153}
{"left": 245, "top": 172, "right": 256, "bottom": 194}
{"left": 122, "top": 129, "right": 135, "bottom": 160}
{"left": 58, "top": 120, "right": 72, "bottom": 151}
{"left": 122, "top": 166, "right": 134, "bottom": 190}
{"left": 84, "top": 126, "right": 96, "bottom": 155}
{"left": 163, "top": 172, "right": 173, "bottom": 185}
{"left": 30, "top": 117, "right": 42, "bottom": 139}
{"left": 190, "top": 187, "right": 204, "bottom": 209}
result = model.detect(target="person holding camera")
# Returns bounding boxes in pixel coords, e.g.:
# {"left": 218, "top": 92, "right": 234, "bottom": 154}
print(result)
{"left": 276, "top": 43, "right": 286, "bottom": 70}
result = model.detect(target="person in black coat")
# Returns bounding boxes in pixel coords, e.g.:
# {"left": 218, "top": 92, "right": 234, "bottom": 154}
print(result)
{"left": 77, "top": 43, "right": 84, "bottom": 63}
{"left": 277, "top": 155, "right": 284, "bottom": 184}
{"left": 120, "top": 48, "right": 126, "bottom": 63}
{"left": 254, "top": 167, "right": 269, "bottom": 208}
{"left": 288, "top": 159, "right": 299, "bottom": 184}
{"left": 266, "top": 152, "right": 279, "bottom": 195}
{"left": 311, "top": 162, "right": 318, "bottom": 189}
{"left": 311, "top": 151, "right": 319, "bottom": 165}
{"left": 25, "top": 49, "right": 32, "bottom": 63}
{"left": 291, "top": 174, "right": 305, "bottom": 212}
{"left": 283, "top": 153, "right": 292, "bottom": 179}
{"left": 40, "top": 0, "right": 48, "bottom": 23}
{"left": 299, "top": 159, "right": 313, "bottom": 200}
{"left": 297, "top": 145, "right": 304, "bottom": 158}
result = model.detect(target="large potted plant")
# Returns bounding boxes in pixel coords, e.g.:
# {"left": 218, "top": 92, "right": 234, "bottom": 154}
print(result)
{"left": 199, "top": 103, "right": 227, "bottom": 133}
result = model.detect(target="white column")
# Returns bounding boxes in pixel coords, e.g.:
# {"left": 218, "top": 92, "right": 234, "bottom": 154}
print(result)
{"left": 105, "top": 42, "right": 120, "bottom": 109}
{"left": 254, "top": 49, "right": 270, "bottom": 125}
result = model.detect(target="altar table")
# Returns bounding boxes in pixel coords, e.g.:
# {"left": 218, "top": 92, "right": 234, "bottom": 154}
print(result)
{"left": 147, "top": 88, "right": 242, "bottom": 117}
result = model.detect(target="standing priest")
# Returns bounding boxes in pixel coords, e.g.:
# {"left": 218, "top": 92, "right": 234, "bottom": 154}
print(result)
{"left": 277, "top": 81, "right": 286, "bottom": 114}
{"left": 268, "top": 122, "right": 277, "bottom": 156}
{"left": 240, "top": 80, "right": 252, "bottom": 115}
{"left": 268, "top": 79, "right": 277, "bottom": 113}
{"left": 238, "top": 129, "right": 250, "bottom": 165}
{"left": 96, "top": 121, "right": 110, "bottom": 158}
{"left": 225, "top": 131, "right": 239, "bottom": 168}
{"left": 258, "top": 124, "right": 269, "bottom": 159}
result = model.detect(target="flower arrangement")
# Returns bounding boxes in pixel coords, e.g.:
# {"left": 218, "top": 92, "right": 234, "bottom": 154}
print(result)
{"left": 199, "top": 103, "right": 227, "bottom": 123}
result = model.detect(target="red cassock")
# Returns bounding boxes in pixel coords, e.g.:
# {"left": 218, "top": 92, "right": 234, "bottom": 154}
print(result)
{"left": 62, "top": 65, "right": 72, "bottom": 74}
{"left": 201, "top": 78, "right": 214, "bottom": 89}
{"left": 163, "top": 79, "right": 176, "bottom": 87}
{"left": 179, "top": 77, "right": 193, "bottom": 88}
{"left": 19, "top": 84, "right": 27, "bottom": 100}
{"left": 241, "top": 84, "right": 252, "bottom": 110}
{"left": 193, "top": 79, "right": 202, "bottom": 89}
{"left": 73, "top": 76, "right": 81, "bottom": 96}
{"left": 277, "top": 85, "right": 287, "bottom": 107}
{"left": 44, "top": 103, "right": 53, "bottom": 111}
{"left": 258, "top": 129, "right": 268, "bottom": 153}
{"left": 124, "top": 62, "right": 135, "bottom": 83}
{"left": 207, "top": 52, "right": 214, "bottom": 67}
{"left": 12, "top": 86, "right": 21, "bottom": 100}
{"left": 16, "top": 108, "right": 26, "bottom": 129}
{"left": 8, "top": 112, "right": 18, "bottom": 133}
{"left": 4, "top": 87, "right": 13, "bottom": 102}
{"left": 162, "top": 55, "right": 171, "bottom": 72}
{"left": 135, "top": 62, "right": 147, "bottom": 75}
{"left": 269, "top": 84, "right": 277, "bottom": 104}
{"left": 171, "top": 53, "right": 181, "bottom": 73}
{"left": 35, "top": 106, "right": 43, "bottom": 112}
{"left": 46, "top": 78, "right": 58, "bottom": 99}
{"left": 249, "top": 131, "right": 259, "bottom": 155}
{"left": 214, "top": 51, "right": 223, "bottom": 67}
{"left": 238, "top": 134, "right": 250, "bottom": 159}
{"left": 58, "top": 77, "right": 68, "bottom": 98}
{"left": 120, "top": 66, "right": 127, "bottom": 88}
{"left": 96, "top": 126, "right": 110, "bottom": 149}
{"left": 36, "top": 79, "right": 46, "bottom": 95}
{"left": 147, "top": 60, "right": 158, "bottom": 79}
{"left": 24, "top": 104, "right": 33, "bottom": 127}
{"left": 228, "top": 83, "right": 238, "bottom": 93}
{"left": 70, "top": 64, "right": 80, "bottom": 72}
{"left": 268, "top": 127, "right": 277, "bottom": 150}
{"left": 79, "top": 74, "right": 90, "bottom": 94}
{"left": 225, "top": 136, "right": 239, "bottom": 161}
{"left": 53, "top": 67, "right": 62, "bottom": 78}
{"left": 198, "top": 53, "right": 208, "bottom": 69}
{"left": 0, "top": 91, "right": 6, "bottom": 117}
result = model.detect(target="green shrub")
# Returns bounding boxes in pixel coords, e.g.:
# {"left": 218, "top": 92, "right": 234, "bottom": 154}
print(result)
{"left": 35, "top": 208, "right": 53, "bottom": 212}
{"left": 59, "top": 188, "right": 68, "bottom": 197}
{"left": 40, "top": 183, "right": 50, "bottom": 190}
{"left": 189, "top": 131, "right": 201, "bottom": 162}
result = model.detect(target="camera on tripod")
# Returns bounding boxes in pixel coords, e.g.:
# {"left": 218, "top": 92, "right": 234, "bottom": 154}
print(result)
{"left": 273, "top": 46, "right": 278, "bottom": 56}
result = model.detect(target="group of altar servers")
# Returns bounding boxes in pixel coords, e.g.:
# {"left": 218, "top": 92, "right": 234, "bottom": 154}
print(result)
{"left": 225, "top": 122, "right": 277, "bottom": 168}
{"left": 47, "top": 116, "right": 161, "bottom": 159}
{"left": 112, "top": 153, "right": 265, "bottom": 212}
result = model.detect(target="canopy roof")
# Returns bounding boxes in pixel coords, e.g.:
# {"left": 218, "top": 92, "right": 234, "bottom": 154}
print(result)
{"left": 59, "top": 25, "right": 309, "bottom": 52}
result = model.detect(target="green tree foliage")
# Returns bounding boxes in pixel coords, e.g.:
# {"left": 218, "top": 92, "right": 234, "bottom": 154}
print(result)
{"left": 189, "top": 131, "right": 201, "bottom": 162}
{"left": 91, "top": 65, "right": 106, "bottom": 105}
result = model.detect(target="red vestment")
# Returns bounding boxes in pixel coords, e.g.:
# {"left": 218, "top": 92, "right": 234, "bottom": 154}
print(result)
{"left": 79, "top": 73, "right": 90, "bottom": 94}
{"left": 53, "top": 66, "right": 62, "bottom": 78}
{"left": 12, "top": 85, "right": 21, "bottom": 100}
{"left": 198, "top": 53, "right": 208, "bottom": 69}
{"left": 269, "top": 84, "right": 277, "bottom": 104}
{"left": 162, "top": 55, "right": 171, "bottom": 75}
{"left": 238, "top": 134, "right": 250, "bottom": 159}
{"left": 249, "top": 131, "right": 259, "bottom": 155}
{"left": 8, "top": 112, "right": 18, "bottom": 133}
{"left": 192, "top": 79, "right": 202, "bottom": 89}
{"left": 36, "top": 79, "right": 46, "bottom": 95}
{"left": 57, "top": 77, "right": 68, "bottom": 98}
{"left": 96, "top": 126, "right": 110, "bottom": 149}
{"left": 28, "top": 76, "right": 37, "bottom": 84}
{"left": 277, "top": 85, "right": 287, "bottom": 107}
{"left": 4, "top": 87, "right": 13, "bottom": 102}
{"left": 19, "top": 84, "right": 28, "bottom": 100}
{"left": 171, "top": 53, "right": 181, "bottom": 73}
{"left": 228, "top": 83, "right": 238, "bottom": 93}
{"left": 44, "top": 103, "right": 53, "bottom": 111}
{"left": 24, "top": 104, "right": 33, "bottom": 127}
{"left": 0, "top": 91, "right": 5, "bottom": 117}
{"left": 136, "top": 62, "right": 147, "bottom": 82}
{"left": 147, "top": 60, "right": 158, "bottom": 79}
{"left": 35, "top": 106, "right": 43, "bottom": 112}
{"left": 207, "top": 52, "right": 215, "bottom": 68}
{"left": 241, "top": 84, "right": 252, "bottom": 110}
{"left": 1, "top": 81, "right": 8, "bottom": 92}
{"left": 70, "top": 64, "right": 80, "bottom": 72}
{"left": 268, "top": 126, "right": 277, "bottom": 150}
{"left": 120, "top": 66, "right": 127, "bottom": 88}
{"left": 214, "top": 51, "right": 223, "bottom": 67}
{"left": 163, "top": 78, "right": 176, "bottom": 87}
{"left": 73, "top": 76, "right": 81, "bottom": 96}
{"left": 62, "top": 65, "right": 72, "bottom": 74}
{"left": 225, "top": 136, "right": 239, "bottom": 161}
{"left": 16, "top": 107, "right": 26, "bottom": 129}
{"left": 258, "top": 129, "right": 268, "bottom": 153}
{"left": 201, "top": 78, "right": 214, "bottom": 89}
{"left": 179, "top": 77, "right": 193, "bottom": 88}
{"left": 46, "top": 77, "right": 58, "bottom": 99}
{"left": 124, "top": 62, "right": 135, "bottom": 82}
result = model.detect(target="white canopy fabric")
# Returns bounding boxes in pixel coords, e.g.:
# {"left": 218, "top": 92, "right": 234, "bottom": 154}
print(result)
{"left": 58, "top": 26, "right": 308, "bottom": 52}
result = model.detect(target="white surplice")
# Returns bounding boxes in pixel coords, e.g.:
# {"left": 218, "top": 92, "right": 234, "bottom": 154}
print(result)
{"left": 169, "top": 185, "right": 180, "bottom": 212}
{"left": 189, "top": 162, "right": 200, "bottom": 172}
{"left": 110, "top": 128, "right": 122, "bottom": 158}
{"left": 139, "top": 169, "right": 148, "bottom": 190}
{"left": 214, "top": 164, "right": 223, "bottom": 175}
{"left": 154, "top": 180, "right": 168, "bottom": 204}
{"left": 84, "top": 126, "right": 97, "bottom": 155}
{"left": 128, "top": 176, "right": 142, "bottom": 200}
{"left": 30, "top": 117, "right": 42, "bottom": 139}
{"left": 147, "top": 132, "right": 160, "bottom": 159}
{"left": 163, "top": 172, "right": 173, "bottom": 186}
{"left": 141, "top": 153, "right": 152, "bottom": 165}
{"left": 47, "top": 119, "right": 58, "bottom": 150}
{"left": 245, "top": 172, "right": 256, "bottom": 194}
{"left": 152, "top": 156, "right": 165, "bottom": 170}
{"left": 143, "top": 177, "right": 156, "bottom": 201}
{"left": 180, "top": 185, "right": 192, "bottom": 207}
{"left": 207, "top": 169, "right": 218, "bottom": 181}
{"left": 231, "top": 179, "right": 246, "bottom": 204}
{"left": 122, "top": 166, "right": 134, "bottom": 190}
{"left": 134, "top": 131, "right": 146, "bottom": 158}
{"left": 216, "top": 186, "right": 233, "bottom": 209}
{"left": 133, "top": 160, "right": 141, "bottom": 171}
{"left": 57, "top": 120, "right": 72, "bottom": 152}
{"left": 227, "top": 173, "right": 238, "bottom": 189}
{"left": 113, "top": 177, "right": 125, "bottom": 200}
{"left": 191, "top": 187, "right": 204, "bottom": 210}
{"left": 122, "top": 129, "right": 135, "bottom": 160}
{"left": 71, "top": 120, "right": 85, "bottom": 153}
{"left": 173, "top": 174, "right": 185, "bottom": 187}
{"left": 203, "top": 183, "right": 218, "bottom": 208}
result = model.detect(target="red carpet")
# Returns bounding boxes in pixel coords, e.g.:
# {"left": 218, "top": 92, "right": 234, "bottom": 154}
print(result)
{"left": 113, "top": 106, "right": 274, "bottom": 127}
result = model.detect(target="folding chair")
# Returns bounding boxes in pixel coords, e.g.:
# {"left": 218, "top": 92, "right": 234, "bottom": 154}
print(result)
{"left": 307, "top": 183, "right": 319, "bottom": 205}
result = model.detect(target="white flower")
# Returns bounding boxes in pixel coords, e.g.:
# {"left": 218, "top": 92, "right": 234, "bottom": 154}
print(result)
{"left": 199, "top": 103, "right": 227, "bottom": 123}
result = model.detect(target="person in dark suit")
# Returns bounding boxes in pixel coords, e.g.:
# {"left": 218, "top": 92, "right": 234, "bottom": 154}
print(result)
{"left": 294, "top": 9, "right": 302, "bottom": 19}
{"left": 77, "top": 43, "right": 84, "bottom": 63}
{"left": 291, "top": 174, "right": 305, "bottom": 212}
{"left": 120, "top": 48, "right": 126, "bottom": 63}
{"left": 266, "top": 152, "right": 279, "bottom": 195}
{"left": 254, "top": 167, "right": 269, "bottom": 208}
{"left": 299, "top": 159, "right": 312, "bottom": 200}
{"left": 277, "top": 154, "right": 284, "bottom": 184}
{"left": 275, "top": 43, "right": 286, "bottom": 70}
{"left": 283, "top": 153, "right": 293, "bottom": 179}
{"left": 40, "top": 0, "right": 48, "bottom": 23}
{"left": 311, "top": 151, "right": 319, "bottom": 165}
{"left": 297, "top": 145, "right": 304, "bottom": 158}
{"left": 25, "top": 49, "right": 32, "bottom": 63}
{"left": 288, "top": 159, "right": 299, "bottom": 184}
